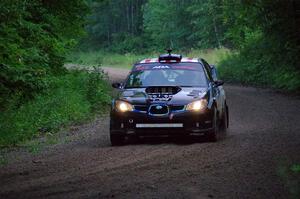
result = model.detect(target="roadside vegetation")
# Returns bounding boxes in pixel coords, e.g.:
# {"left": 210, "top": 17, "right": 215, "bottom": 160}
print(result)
{"left": 67, "top": 48, "right": 230, "bottom": 68}
{"left": 0, "top": 71, "right": 111, "bottom": 147}
{"left": 0, "top": 1, "right": 111, "bottom": 147}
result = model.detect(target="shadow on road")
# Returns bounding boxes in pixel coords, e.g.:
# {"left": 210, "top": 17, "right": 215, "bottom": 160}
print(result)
{"left": 125, "top": 135, "right": 209, "bottom": 146}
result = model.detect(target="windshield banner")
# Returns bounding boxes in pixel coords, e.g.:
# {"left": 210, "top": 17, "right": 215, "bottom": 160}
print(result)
{"left": 133, "top": 64, "right": 201, "bottom": 71}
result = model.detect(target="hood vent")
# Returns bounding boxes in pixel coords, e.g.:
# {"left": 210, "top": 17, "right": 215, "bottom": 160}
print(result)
{"left": 145, "top": 86, "right": 181, "bottom": 102}
{"left": 145, "top": 86, "right": 181, "bottom": 95}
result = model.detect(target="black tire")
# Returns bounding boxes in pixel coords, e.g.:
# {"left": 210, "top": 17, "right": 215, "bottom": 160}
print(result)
{"left": 207, "top": 107, "right": 220, "bottom": 142}
{"left": 110, "top": 133, "right": 125, "bottom": 146}
{"left": 226, "top": 105, "right": 229, "bottom": 128}
{"left": 220, "top": 104, "right": 228, "bottom": 133}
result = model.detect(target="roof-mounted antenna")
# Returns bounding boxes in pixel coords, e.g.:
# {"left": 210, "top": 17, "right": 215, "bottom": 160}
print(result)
{"left": 159, "top": 49, "right": 182, "bottom": 63}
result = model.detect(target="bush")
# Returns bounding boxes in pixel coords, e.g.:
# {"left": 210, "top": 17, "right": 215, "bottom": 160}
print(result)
{"left": 218, "top": 36, "right": 300, "bottom": 92}
{"left": 0, "top": 70, "right": 111, "bottom": 147}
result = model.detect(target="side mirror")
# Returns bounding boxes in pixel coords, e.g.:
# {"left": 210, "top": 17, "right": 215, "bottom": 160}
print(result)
{"left": 112, "top": 82, "right": 122, "bottom": 89}
{"left": 214, "top": 80, "right": 224, "bottom": 87}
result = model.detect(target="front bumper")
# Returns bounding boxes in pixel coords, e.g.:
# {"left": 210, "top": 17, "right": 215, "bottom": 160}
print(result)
{"left": 110, "top": 109, "right": 214, "bottom": 136}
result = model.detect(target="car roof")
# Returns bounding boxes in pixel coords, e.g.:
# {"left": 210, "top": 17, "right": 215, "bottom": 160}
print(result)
{"left": 132, "top": 51, "right": 208, "bottom": 72}
{"left": 138, "top": 57, "right": 199, "bottom": 64}
{"left": 132, "top": 59, "right": 205, "bottom": 72}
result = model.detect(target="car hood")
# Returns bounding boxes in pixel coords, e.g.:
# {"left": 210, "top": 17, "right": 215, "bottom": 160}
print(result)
{"left": 118, "top": 87, "right": 208, "bottom": 105}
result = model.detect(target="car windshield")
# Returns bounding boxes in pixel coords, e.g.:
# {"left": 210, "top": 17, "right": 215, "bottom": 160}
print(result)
{"left": 125, "top": 69, "right": 208, "bottom": 88}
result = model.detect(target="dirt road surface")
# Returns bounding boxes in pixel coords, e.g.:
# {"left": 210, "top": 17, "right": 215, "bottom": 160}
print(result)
{"left": 0, "top": 67, "right": 299, "bottom": 199}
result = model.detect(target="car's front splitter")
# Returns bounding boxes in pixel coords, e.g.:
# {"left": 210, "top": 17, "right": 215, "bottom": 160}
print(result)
{"left": 110, "top": 109, "right": 214, "bottom": 136}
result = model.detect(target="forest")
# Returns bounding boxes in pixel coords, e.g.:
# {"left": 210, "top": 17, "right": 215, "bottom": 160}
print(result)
{"left": 0, "top": 0, "right": 300, "bottom": 146}
{"left": 79, "top": 0, "right": 300, "bottom": 90}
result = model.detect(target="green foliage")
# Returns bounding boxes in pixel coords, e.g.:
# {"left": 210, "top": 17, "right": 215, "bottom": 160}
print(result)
{"left": 67, "top": 51, "right": 155, "bottom": 68}
{"left": 0, "top": 155, "right": 8, "bottom": 166}
{"left": 291, "top": 164, "right": 300, "bottom": 173}
{"left": 86, "top": 68, "right": 112, "bottom": 111}
{"left": 79, "top": 0, "right": 300, "bottom": 92}
{"left": 0, "top": 71, "right": 111, "bottom": 147}
{"left": 218, "top": 39, "right": 300, "bottom": 91}
{"left": 143, "top": 0, "right": 191, "bottom": 50}
{"left": 82, "top": 0, "right": 229, "bottom": 51}
{"left": 186, "top": 48, "right": 230, "bottom": 65}
{"left": 0, "top": 0, "right": 95, "bottom": 147}
{"left": 67, "top": 49, "right": 229, "bottom": 68}
{"left": 218, "top": 0, "right": 300, "bottom": 92}
{"left": 80, "top": 0, "right": 147, "bottom": 52}
{"left": 278, "top": 162, "right": 300, "bottom": 199}
{"left": 0, "top": 0, "right": 89, "bottom": 109}
{"left": 186, "top": 0, "right": 228, "bottom": 48}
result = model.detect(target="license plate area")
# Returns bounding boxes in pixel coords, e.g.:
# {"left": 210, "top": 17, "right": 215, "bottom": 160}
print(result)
{"left": 136, "top": 123, "right": 183, "bottom": 128}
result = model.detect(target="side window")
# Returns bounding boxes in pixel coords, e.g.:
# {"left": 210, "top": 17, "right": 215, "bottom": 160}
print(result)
{"left": 201, "top": 59, "right": 213, "bottom": 82}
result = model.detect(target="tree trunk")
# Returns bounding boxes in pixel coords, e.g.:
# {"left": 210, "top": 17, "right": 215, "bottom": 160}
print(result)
{"left": 131, "top": 0, "right": 134, "bottom": 35}
{"left": 213, "top": 17, "right": 221, "bottom": 48}
{"left": 127, "top": 0, "right": 130, "bottom": 32}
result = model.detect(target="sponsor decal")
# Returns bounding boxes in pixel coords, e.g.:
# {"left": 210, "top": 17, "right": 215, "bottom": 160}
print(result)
{"left": 134, "top": 65, "right": 148, "bottom": 71}
{"left": 172, "top": 66, "right": 198, "bottom": 70}
{"left": 134, "top": 64, "right": 200, "bottom": 71}
{"left": 152, "top": 65, "right": 170, "bottom": 69}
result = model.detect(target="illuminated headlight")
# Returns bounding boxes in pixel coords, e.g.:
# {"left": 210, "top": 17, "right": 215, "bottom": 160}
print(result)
{"left": 115, "top": 100, "right": 133, "bottom": 112}
{"left": 186, "top": 99, "right": 207, "bottom": 111}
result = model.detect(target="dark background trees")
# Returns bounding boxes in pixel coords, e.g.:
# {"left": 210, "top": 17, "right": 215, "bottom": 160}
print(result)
{"left": 82, "top": 0, "right": 229, "bottom": 52}
{"left": 219, "top": 0, "right": 300, "bottom": 90}
{"left": 79, "top": 0, "right": 299, "bottom": 90}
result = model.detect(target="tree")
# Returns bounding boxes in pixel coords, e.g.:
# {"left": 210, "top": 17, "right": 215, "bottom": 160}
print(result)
{"left": 0, "top": 0, "right": 89, "bottom": 107}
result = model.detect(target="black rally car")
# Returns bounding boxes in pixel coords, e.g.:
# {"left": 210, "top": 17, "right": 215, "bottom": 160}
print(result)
{"left": 110, "top": 50, "right": 229, "bottom": 145}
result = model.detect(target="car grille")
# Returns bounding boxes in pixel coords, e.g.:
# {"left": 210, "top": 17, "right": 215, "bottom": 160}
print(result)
{"left": 149, "top": 105, "right": 169, "bottom": 115}
{"left": 134, "top": 105, "right": 185, "bottom": 113}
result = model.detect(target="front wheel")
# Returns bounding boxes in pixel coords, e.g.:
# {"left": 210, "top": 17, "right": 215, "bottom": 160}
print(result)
{"left": 110, "top": 133, "right": 125, "bottom": 146}
{"left": 220, "top": 104, "right": 229, "bottom": 133}
{"left": 206, "top": 108, "right": 220, "bottom": 142}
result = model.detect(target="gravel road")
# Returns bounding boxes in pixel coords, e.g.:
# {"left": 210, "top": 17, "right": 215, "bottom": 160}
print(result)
{"left": 0, "top": 67, "right": 299, "bottom": 199}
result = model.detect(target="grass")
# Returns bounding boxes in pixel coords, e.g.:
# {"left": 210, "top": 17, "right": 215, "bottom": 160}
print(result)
{"left": 0, "top": 154, "right": 8, "bottom": 166}
{"left": 0, "top": 70, "right": 111, "bottom": 148}
{"left": 185, "top": 48, "right": 230, "bottom": 65}
{"left": 278, "top": 162, "right": 300, "bottom": 199}
{"left": 23, "top": 132, "right": 62, "bottom": 154}
{"left": 66, "top": 48, "right": 230, "bottom": 68}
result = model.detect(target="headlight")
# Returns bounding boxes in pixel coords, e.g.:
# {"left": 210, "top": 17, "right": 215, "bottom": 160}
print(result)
{"left": 115, "top": 100, "right": 133, "bottom": 112}
{"left": 186, "top": 99, "right": 207, "bottom": 111}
